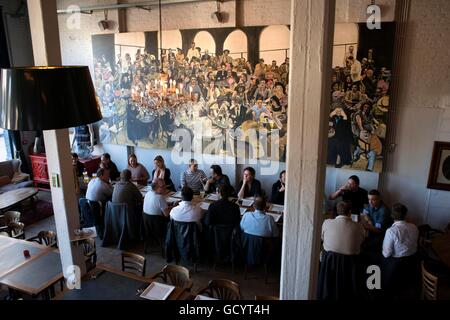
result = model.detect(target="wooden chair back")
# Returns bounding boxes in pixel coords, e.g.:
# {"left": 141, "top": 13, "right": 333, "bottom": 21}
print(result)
{"left": 82, "top": 238, "right": 97, "bottom": 271}
{"left": 121, "top": 252, "right": 146, "bottom": 277}
{"left": 38, "top": 230, "right": 57, "bottom": 247}
{"left": 4, "top": 211, "right": 21, "bottom": 225}
{"left": 422, "top": 261, "right": 438, "bottom": 300}
{"left": 198, "top": 279, "right": 241, "bottom": 300}
{"left": 8, "top": 221, "right": 25, "bottom": 239}
{"left": 162, "top": 265, "right": 193, "bottom": 290}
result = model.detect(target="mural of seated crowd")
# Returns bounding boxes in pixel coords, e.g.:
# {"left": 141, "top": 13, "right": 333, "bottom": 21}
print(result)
{"left": 327, "top": 46, "right": 391, "bottom": 173}
{"left": 93, "top": 30, "right": 289, "bottom": 162}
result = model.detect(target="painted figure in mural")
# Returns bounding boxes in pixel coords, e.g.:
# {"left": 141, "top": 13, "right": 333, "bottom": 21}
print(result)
{"left": 327, "top": 107, "right": 353, "bottom": 168}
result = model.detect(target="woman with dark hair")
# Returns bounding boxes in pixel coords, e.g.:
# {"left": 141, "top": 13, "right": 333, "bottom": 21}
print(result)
{"left": 237, "top": 167, "right": 263, "bottom": 199}
{"left": 271, "top": 170, "right": 286, "bottom": 205}
{"left": 151, "top": 155, "right": 175, "bottom": 191}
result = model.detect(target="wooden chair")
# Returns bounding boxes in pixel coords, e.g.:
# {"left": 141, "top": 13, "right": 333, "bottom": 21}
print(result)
{"left": 255, "top": 295, "right": 279, "bottom": 300}
{"left": 7, "top": 221, "right": 25, "bottom": 239}
{"left": 151, "top": 265, "right": 193, "bottom": 291}
{"left": 0, "top": 211, "right": 21, "bottom": 226}
{"left": 197, "top": 279, "right": 241, "bottom": 300}
{"left": 422, "top": 261, "right": 438, "bottom": 300}
{"left": 28, "top": 230, "right": 58, "bottom": 247}
{"left": 82, "top": 238, "right": 97, "bottom": 272}
{"left": 121, "top": 252, "right": 146, "bottom": 277}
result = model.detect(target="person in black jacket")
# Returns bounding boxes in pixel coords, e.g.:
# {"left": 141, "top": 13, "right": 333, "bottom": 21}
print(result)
{"left": 101, "top": 153, "right": 120, "bottom": 181}
{"left": 206, "top": 185, "right": 240, "bottom": 226}
{"left": 271, "top": 170, "right": 286, "bottom": 205}
{"left": 151, "top": 155, "right": 175, "bottom": 191}
{"left": 237, "top": 167, "right": 263, "bottom": 199}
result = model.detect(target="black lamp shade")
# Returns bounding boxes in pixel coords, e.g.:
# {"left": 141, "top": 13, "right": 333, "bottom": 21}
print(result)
{"left": 0, "top": 66, "right": 103, "bottom": 131}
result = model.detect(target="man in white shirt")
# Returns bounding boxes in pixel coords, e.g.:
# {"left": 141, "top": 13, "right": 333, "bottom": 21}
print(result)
{"left": 85, "top": 168, "right": 113, "bottom": 203}
{"left": 186, "top": 42, "right": 201, "bottom": 62}
{"left": 143, "top": 178, "right": 170, "bottom": 217}
{"left": 142, "top": 179, "right": 172, "bottom": 251}
{"left": 348, "top": 56, "right": 362, "bottom": 83}
{"left": 170, "top": 186, "right": 203, "bottom": 225}
{"left": 381, "top": 203, "right": 419, "bottom": 299}
{"left": 382, "top": 204, "right": 418, "bottom": 258}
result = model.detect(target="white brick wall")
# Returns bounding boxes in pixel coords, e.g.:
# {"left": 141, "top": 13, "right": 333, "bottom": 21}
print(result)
{"left": 384, "top": 0, "right": 450, "bottom": 228}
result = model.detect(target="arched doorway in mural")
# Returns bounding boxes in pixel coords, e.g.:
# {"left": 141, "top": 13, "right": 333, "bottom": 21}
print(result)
{"left": 193, "top": 30, "right": 216, "bottom": 55}
{"left": 223, "top": 29, "right": 248, "bottom": 60}
{"left": 259, "top": 25, "right": 290, "bottom": 66}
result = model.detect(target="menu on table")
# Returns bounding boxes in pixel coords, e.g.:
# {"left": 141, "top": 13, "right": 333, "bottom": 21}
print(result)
{"left": 240, "top": 199, "right": 254, "bottom": 207}
{"left": 205, "top": 194, "right": 220, "bottom": 201}
{"left": 240, "top": 207, "right": 247, "bottom": 216}
{"left": 199, "top": 202, "right": 210, "bottom": 211}
{"left": 268, "top": 204, "right": 284, "bottom": 213}
{"left": 267, "top": 212, "right": 282, "bottom": 222}
{"left": 166, "top": 197, "right": 182, "bottom": 205}
{"left": 140, "top": 282, "right": 175, "bottom": 300}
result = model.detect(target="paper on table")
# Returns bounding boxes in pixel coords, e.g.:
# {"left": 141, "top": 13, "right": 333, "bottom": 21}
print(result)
{"left": 200, "top": 202, "right": 210, "bottom": 211}
{"left": 269, "top": 204, "right": 284, "bottom": 213}
{"left": 241, "top": 199, "right": 254, "bottom": 207}
{"left": 140, "top": 282, "right": 175, "bottom": 300}
{"left": 267, "top": 212, "right": 282, "bottom": 222}
{"left": 166, "top": 197, "right": 182, "bottom": 204}
{"left": 240, "top": 207, "right": 247, "bottom": 216}
{"left": 205, "top": 194, "right": 219, "bottom": 201}
{"left": 171, "top": 191, "right": 183, "bottom": 199}
{"left": 195, "top": 295, "right": 218, "bottom": 300}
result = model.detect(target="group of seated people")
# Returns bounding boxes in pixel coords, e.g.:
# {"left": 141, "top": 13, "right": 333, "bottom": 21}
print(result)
{"left": 319, "top": 174, "right": 420, "bottom": 300}
{"left": 79, "top": 153, "right": 285, "bottom": 247}
{"left": 78, "top": 151, "right": 286, "bottom": 205}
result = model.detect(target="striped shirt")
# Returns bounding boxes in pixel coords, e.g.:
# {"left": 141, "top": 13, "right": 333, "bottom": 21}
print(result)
{"left": 180, "top": 169, "right": 207, "bottom": 192}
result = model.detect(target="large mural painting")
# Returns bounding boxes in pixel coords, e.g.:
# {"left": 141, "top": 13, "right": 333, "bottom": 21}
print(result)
{"left": 327, "top": 23, "right": 395, "bottom": 173}
{"left": 92, "top": 26, "right": 290, "bottom": 162}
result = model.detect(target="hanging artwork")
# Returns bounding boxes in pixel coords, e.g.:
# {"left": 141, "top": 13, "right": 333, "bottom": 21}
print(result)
{"left": 92, "top": 26, "right": 290, "bottom": 162}
{"left": 327, "top": 22, "right": 396, "bottom": 173}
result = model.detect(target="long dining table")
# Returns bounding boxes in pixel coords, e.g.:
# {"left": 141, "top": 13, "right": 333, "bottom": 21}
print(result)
{"left": 57, "top": 264, "right": 186, "bottom": 300}
{"left": 0, "top": 235, "right": 64, "bottom": 299}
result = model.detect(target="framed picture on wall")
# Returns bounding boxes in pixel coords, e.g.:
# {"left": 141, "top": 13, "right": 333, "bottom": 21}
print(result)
{"left": 427, "top": 141, "right": 450, "bottom": 191}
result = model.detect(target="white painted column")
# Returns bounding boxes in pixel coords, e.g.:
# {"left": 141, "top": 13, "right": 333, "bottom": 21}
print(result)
{"left": 280, "top": 0, "right": 335, "bottom": 299}
{"left": 27, "top": 0, "right": 86, "bottom": 278}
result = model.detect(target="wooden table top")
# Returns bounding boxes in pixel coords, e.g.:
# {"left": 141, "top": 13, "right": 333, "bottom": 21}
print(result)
{"left": 431, "top": 233, "right": 450, "bottom": 269}
{"left": 0, "top": 250, "right": 63, "bottom": 296}
{"left": 0, "top": 236, "right": 52, "bottom": 279}
{"left": 58, "top": 264, "right": 186, "bottom": 300}
{"left": 0, "top": 188, "right": 39, "bottom": 210}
